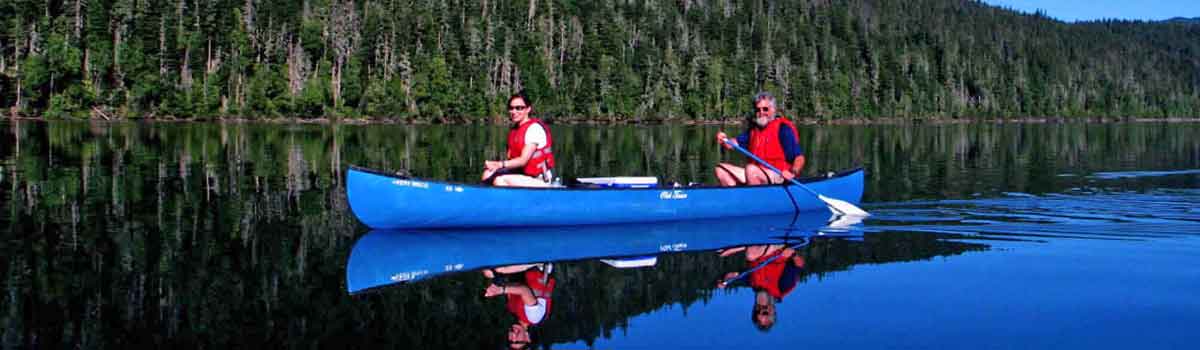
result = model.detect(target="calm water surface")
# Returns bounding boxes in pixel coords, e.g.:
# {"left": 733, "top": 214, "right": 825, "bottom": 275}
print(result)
{"left": 1, "top": 120, "right": 1198, "bottom": 349}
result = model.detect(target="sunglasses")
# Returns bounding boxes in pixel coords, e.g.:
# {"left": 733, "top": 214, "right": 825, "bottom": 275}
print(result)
{"left": 509, "top": 105, "right": 529, "bottom": 111}
{"left": 756, "top": 107, "right": 772, "bottom": 112}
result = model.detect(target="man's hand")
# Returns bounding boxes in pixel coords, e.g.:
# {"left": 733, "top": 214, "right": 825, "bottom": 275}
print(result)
{"left": 718, "top": 246, "right": 746, "bottom": 257}
{"left": 716, "top": 272, "right": 739, "bottom": 288}
{"left": 716, "top": 132, "right": 735, "bottom": 149}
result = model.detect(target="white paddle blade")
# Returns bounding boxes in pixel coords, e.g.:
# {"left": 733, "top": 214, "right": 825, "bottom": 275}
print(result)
{"left": 824, "top": 212, "right": 865, "bottom": 229}
{"left": 818, "top": 194, "right": 870, "bottom": 217}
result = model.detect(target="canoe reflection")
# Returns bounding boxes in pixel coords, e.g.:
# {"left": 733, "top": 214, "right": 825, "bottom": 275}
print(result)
{"left": 345, "top": 211, "right": 854, "bottom": 294}
{"left": 346, "top": 211, "right": 857, "bottom": 348}
{"left": 344, "top": 212, "right": 991, "bottom": 348}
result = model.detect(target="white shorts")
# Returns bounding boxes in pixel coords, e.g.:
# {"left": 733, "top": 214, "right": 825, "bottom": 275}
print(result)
{"left": 523, "top": 297, "right": 548, "bottom": 324}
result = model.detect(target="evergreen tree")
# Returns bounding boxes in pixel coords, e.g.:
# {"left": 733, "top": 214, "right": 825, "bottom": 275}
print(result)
{"left": 1, "top": 0, "right": 1197, "bottom": 121}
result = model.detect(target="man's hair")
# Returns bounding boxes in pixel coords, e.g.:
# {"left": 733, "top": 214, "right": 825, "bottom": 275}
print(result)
{"left": 751, "top": 289, "right": 777, "bottom": 332}
{"left": 753, "top": 91, "right": 776, "bottom": 108}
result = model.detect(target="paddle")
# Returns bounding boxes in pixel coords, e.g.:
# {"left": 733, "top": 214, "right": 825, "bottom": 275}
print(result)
{"left": 717, "top": 240, "right": 808, "bottom": 288}
{"left": 722, "top": 138, "right": 870, "bottom": 217}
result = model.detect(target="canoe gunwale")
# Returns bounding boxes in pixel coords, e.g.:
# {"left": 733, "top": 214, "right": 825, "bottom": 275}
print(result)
{"left": 346, "top": 165, "right": 865, "bottom": 191}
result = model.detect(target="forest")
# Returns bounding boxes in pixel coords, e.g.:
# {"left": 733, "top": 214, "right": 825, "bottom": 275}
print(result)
{"left": 1, "top": 0, "right": 1198, "bottom": 121}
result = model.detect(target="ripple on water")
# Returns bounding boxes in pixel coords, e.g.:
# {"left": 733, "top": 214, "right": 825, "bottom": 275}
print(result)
{"left": 866, "top": 188, "right": 1200, "bottom": 242}
{"left": 1089, "top": 169, "right": 1200, "bottom": 179}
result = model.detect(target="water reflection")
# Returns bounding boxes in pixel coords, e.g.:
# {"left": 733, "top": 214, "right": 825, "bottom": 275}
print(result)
{"left": 344, "top": 213, "right": 991, "bottom": 347}
{"left": 3, "top": 120, "right": 1196, "bottom": 348}
{"left": 347, "top": 213, "right": 845, "bottom": 348}
{"left": 717, "top": 242, "right": 809, "bottom": 332}
{"left": 345, "top": 212, "right": 841, "bottom": 293}
{"left": 482, "top": 263, "right": 556, "bottom": 349}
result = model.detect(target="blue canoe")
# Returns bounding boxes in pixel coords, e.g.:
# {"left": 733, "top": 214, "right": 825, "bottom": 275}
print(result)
{"left": 346, "top": 166, "right": 865, "bottom": 230}
{"left": 346, "top": 212, "right": 865, "bottom": 294}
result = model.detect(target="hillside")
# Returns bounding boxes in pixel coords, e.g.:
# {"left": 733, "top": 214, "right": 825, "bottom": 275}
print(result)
{"left": 1, "top": 0, "right": 1197, "bottom": 121}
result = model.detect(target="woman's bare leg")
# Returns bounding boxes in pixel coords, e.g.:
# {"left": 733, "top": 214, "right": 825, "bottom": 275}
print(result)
{"left": 493, "top": 174, "right": 551, "bottom": 187}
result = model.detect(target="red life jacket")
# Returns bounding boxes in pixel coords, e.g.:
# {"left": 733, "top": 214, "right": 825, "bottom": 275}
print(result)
{"left": 505, "top": 269, "right": 556, "bottom": 325}
{"left": 507, "top": 118, "right": 556, "bottom": 177}
{"left": 747, "top": 116, "right": 800, "bottom": 172}
{"left": 748, "top": 251, "right": 798, "bottom": 299}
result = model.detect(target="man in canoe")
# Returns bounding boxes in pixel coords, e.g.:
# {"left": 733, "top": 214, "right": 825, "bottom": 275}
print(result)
{"left": 714, "top": 92, "right": 805, "bottom": 186}
{"left": 716, "top": 244, "right": 806, "bottom": 332}
{"left": 482, "top": 92, "right": 556, "bottom": 187}
{"left": 483, "top": 264, "right": 556, "bottom": 349}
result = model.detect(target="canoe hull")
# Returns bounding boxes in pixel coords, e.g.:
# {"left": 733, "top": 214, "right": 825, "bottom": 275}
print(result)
{"left": 346, "top": 166, "right": 865, "bottom": 230}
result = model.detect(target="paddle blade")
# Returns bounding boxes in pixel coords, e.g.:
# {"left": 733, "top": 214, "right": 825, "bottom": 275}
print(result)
{"left": 818, "top": 194, "right": 870, "bottom": 217}
{"left": 824, "top": 212, "right": 865, "bottom": 229}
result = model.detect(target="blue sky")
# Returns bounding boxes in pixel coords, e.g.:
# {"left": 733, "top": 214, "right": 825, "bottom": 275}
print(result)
{"left": 981, "top": 0, "right": 1200, "bottom": 22}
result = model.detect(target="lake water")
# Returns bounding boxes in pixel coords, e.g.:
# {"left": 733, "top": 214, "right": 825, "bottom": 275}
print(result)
{"left": 1, "top": 120, "right": 1198, "bottom": 349}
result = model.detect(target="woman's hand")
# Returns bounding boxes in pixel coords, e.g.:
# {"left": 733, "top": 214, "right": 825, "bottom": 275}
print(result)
{"left": 484, "top": 160, "right": 504, "bottom": 171}
{"left": 484, "top": 283, "right": 504, "bottom": 297}
{"left": 481, "top": 161, "right": 501, "bottom": 181}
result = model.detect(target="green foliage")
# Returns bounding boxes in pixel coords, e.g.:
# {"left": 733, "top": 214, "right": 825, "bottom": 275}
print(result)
{"left": 297, "top": 69, "right": 330, "bottom": 118}
{"left": 2, "top": 0, "right": 1198, "bottom": 120}
{"left": 414, "top": 55, "right": 458, "bottom": 120}
{"left": 246, "top": 64, "right": 288, "bottom": 118}
{"left": 335, "top": 57, "right": 364, "bottom": 117}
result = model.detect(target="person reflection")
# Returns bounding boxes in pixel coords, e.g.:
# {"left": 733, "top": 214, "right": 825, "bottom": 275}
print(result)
{"left": 716, "top": 244, "right": 806, "bottom": 331}
{"left": 483, "top": 263, "right": 556, "bottom": 349}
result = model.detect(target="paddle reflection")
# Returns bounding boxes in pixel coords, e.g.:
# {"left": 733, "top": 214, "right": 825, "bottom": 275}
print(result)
{"left": 717, "top": 242, "right": 808, "bottom": 332}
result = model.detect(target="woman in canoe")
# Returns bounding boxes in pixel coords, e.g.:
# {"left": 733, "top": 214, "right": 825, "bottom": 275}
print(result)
{"left": 481, "top": 92, "right": 557, "bottom": 187}
{"left": 714, "top": 92, "right": 805, "bottom": 186}
{"left": 483, "top": 264, "right": 556, "bottom": 349}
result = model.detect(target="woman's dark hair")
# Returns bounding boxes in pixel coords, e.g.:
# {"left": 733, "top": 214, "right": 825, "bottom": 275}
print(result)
{"left": 508, "top": 91, "right": 532, "bottom": 108}
{"left": 504, "top": 325, "right": 538, "bottom": 350}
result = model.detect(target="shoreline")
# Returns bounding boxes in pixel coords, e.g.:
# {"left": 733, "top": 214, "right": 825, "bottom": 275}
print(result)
{"left": 4, "top": 115, "right": 1200, "bottom": 126}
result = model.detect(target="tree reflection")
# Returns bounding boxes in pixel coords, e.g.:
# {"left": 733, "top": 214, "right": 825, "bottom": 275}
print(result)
{"left": 0, "top": 120, "right": 1195, "bottom": 348}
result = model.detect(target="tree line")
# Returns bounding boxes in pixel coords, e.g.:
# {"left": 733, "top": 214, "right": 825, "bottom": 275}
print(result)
{"left": 1, "top": 0, "right": 1197, "bottom": 122}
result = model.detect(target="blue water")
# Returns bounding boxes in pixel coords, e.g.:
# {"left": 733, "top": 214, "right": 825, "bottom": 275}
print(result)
{"left": 5, "top": 120, "right": 1198, "bottom": 348}
{"left": 556, "top": 186, "right": 1200, "bottom": 349}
